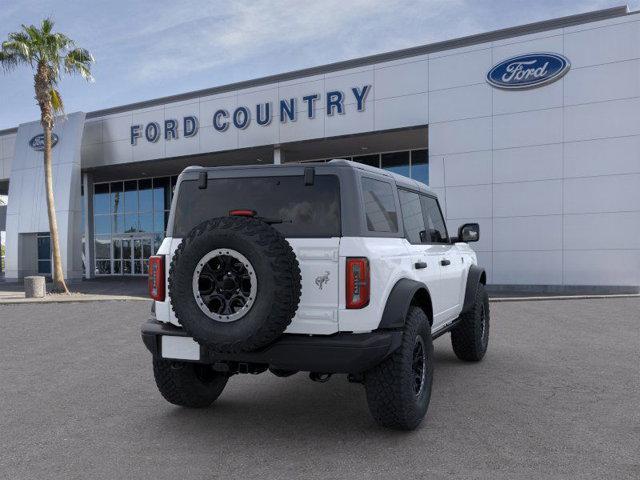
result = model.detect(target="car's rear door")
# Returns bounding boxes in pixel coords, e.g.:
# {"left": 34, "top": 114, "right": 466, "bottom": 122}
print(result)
{"left": 397, "top": 189, "right": 445, "bottom": 326}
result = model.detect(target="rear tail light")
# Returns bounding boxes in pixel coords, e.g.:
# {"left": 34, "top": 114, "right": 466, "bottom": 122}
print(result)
{"left": 346, "top": 257, "right": 369, "bottom": 309}
{"left": 149, "top": 255, "right": 165, "bottom": 301}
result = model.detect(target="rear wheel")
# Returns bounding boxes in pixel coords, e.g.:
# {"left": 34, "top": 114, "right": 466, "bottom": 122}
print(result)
{"left": 364, "top": 307, "right": 434, "bottom": 430}
{"left": 153, "top": 359, "right": 228, "bottom": 408}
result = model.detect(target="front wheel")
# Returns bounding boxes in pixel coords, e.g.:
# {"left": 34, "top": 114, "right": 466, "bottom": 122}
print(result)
{"left": 451, "top": 283, "right": 490, "bottom": 362}
{"left": 153, "top": 359, "right": 229, "bottom": 408}
{"left": 364, "top": 307, "right": 434, "bottom": 430}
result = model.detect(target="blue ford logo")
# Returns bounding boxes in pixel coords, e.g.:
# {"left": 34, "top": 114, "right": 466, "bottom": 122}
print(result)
{"left": 29, "top": 133, "right": 59, "bottom": 151}
{"left": 487, "top": 53, "right": 570, "bottom": 90}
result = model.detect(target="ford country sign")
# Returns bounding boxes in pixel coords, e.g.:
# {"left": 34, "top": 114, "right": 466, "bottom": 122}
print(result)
{"left": 487, "top": 53, "right": 570, "bottom": 90}
{"left": 29, "top": 133, "right": 59, "bottom": 151}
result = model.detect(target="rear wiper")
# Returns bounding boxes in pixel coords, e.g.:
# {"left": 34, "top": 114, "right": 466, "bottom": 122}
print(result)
{"left": 257, "top": 217, "right": 284, "bottom": 225}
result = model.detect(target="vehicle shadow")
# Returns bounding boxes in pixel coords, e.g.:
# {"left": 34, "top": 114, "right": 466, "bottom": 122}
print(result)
{"left": 148, "top": 342, "right": 485, "bottom": 442}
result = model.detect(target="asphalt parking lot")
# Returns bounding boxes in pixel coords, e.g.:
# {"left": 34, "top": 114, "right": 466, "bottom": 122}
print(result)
{"left": 1, "top": 298, "right": 638, "bottom": 479}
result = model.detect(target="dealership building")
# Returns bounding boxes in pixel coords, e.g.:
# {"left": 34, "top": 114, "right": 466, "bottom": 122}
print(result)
{"left": 0, "top": 5, "right": 639, "bottom": 292}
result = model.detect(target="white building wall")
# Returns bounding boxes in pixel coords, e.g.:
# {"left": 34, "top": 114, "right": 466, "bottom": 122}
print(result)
{"left": 0, "top": 133, "right": 16, "bottom": 180}
{"left": 4, "top": 113, "right": 85, "bottom": 280}
{"left": 428, "top": 15, "right": 640, "bottom": 288}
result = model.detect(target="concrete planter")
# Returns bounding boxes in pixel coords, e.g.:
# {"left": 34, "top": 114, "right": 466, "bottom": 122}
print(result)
{"left": 24, "top": 276, "right": 46, "bottom": 298}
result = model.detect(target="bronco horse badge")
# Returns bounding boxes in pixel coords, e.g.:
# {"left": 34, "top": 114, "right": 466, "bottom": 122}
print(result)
{"left": 315, "top": 271, "right": 330, "bottom": 290}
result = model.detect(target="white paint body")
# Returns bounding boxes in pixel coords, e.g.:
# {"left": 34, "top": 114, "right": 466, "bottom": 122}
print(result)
{"left": 154, "top": 235, "right": 476, "bottom": 335}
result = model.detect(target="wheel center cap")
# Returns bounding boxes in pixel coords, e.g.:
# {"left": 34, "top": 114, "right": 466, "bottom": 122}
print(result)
{"left": 221, "top": 276, "right": 237, "bottom": 292}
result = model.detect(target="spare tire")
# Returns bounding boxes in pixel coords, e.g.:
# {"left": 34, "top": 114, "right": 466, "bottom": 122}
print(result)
{"left": 169, "top": 216, "right": 301, "bottom": 353}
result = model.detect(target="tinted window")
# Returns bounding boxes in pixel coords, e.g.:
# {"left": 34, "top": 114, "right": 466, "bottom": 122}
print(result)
{"left": 420, "top": 195, "right": 448, "bottom": 243}
{"left": 361, "top": 177, "right": 398, "bottom": 233}
{"left": 173, "top": 175, "right": 340, "bottom": 238}
{"left": 398, "top": 190, "right": 426, "bottom": 244}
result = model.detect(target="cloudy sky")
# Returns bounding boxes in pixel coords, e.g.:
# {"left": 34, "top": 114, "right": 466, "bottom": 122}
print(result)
{"left": 0, "top": 0, "right": 637, "bottom": 129}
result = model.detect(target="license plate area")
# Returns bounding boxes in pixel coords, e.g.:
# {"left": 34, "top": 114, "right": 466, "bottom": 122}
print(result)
{"left": 161, "top": 336, "right": 200, "bottom": 361}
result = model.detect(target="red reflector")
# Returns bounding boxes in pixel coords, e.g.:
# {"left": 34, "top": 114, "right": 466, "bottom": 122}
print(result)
{"left": 148, "top": 255, "right": 165, "bottom": 301}
{"left": 229, "top": 209, "right": 256, "bottom": 217}
{"left": 346, "top": 257, "right": 369, "bottom": 309}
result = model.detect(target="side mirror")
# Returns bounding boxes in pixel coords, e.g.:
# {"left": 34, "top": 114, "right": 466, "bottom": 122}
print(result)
{"left": 455, "top": 223, "right": 480, "bottom": 243}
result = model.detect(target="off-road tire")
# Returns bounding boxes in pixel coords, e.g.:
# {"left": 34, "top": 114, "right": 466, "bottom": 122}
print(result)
{"left": 451, "top": 283, "right": 490, "bottom": 362}
{"left": 153, "top": 359, "right": 228, "bottom": 408}
{"left": 169, "top": 216, "right": 301, "bottom": 353}
{"left": 364, "top": 307, "right": 434, "bottom": 430}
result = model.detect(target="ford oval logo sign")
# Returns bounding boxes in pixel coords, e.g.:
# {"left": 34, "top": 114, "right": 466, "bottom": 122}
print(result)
{"left": 29, "top": 133, "right": 59, "bottom": 151}
{"left": 487, "top": 53, "right": 570, "bottom": 90}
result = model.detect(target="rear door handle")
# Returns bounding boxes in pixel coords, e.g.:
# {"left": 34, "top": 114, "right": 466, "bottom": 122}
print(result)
{"left": 414, "top": 262, "right": 427, "bottom": 270}
{"left": 440, "top": 259, "right": 451, "bottom": 266}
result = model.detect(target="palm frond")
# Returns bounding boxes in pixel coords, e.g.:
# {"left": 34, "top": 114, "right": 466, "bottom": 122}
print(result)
{"left": 41, "top": 17, "right": 54, "bottom": 35}
{"left": 0, "top": 50, "right": 19, "bottom": 71}
{"left": 23, "top": 24, "right": 43, "bottom": 46}
{"left": 64, "top": 47, "right": 94, "bottom": 81}
{"left": 50, "top": 87, "right": 64, "bottom": 113}
{"left": 3, "top": 32, "right": 32, "bottom": 60}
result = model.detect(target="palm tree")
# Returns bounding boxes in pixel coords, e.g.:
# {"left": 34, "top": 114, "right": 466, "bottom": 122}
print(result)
{"left": 0, "top": 18, "right": 93, "bottom": 293}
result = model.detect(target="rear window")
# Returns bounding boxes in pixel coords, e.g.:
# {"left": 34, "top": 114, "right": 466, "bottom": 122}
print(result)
{"left": 172, "top": 175, "right": 341, "bottom": 237}
{"left": 361, "top": 177, "right": 398, "bottom": 233}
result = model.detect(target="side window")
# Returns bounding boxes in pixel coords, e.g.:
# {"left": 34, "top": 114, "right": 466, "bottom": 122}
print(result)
{"left": 361, "top": 177, "right": 398, "bottom": 233}
{"left": 420, "top": 195, "right": 449, "bottom": 243}
{"left": 398, "top": 189, "right": 427, "bottom": 244}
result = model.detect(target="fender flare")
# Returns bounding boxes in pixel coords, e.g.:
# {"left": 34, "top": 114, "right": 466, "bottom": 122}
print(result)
{"left": 377, "top": 278, "right": 432, "bottom": 330}
{"left": 461, "top": 265, "right": 486, "bottom": 314}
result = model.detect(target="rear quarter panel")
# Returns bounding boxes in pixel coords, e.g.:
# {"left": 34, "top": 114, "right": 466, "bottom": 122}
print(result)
{"left": 338, "top": 237, "right": 419, "bottom": 333}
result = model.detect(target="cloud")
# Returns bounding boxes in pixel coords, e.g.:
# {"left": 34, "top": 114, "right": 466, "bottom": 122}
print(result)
{"left": 115, "top": 0, "right": 470, "bottom": 82}
{"left": 1, "top": 0, "right": 639, "bottom": 130}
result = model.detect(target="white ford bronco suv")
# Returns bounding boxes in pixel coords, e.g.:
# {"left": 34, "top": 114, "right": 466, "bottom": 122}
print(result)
{"left": 142, "top": 160, "right": 489, "bottom": 430}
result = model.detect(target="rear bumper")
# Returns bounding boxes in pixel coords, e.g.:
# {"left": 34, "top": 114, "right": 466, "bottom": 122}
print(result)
{"left": 141, "top": 320, "right": 402, "bottom": 374}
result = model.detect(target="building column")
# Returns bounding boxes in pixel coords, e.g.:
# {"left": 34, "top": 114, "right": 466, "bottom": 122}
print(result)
{"left": 82, "top": 172, "right": 94, "bottom": 279}
{"left": 273, "top": 146, "right": 283, "bottom": 165}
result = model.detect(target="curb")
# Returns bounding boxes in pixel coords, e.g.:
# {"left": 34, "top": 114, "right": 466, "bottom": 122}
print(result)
{"left": 489, "top": 293, "right": 640, "bottom": 303}
{"left": 0, "top": 295, "right": 149, "bottom": 305}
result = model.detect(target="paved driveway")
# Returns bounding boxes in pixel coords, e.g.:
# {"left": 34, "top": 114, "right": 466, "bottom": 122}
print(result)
{"left": 1, "top": 298, "right": 638, "bottom": 479}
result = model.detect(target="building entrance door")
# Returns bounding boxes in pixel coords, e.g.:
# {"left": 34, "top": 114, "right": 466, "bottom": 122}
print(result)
{"left": 111, "top": 234, "right": 153, "bottom": 276}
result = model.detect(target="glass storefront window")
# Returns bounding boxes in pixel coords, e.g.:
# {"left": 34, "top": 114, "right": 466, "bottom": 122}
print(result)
{"left": 38, "top": 260, "right": 52, "bottom": 274}
{"left": 112, "top": 214, "right": 124, "bottom": 234}
{"left": 94, "top": 183, "right": 110, "bottom": 215}
{"left": 353, "top": 154, "right": 380, "bottom": 168}
{"left": 411, "top": 149, "right": 429, "bottom": 185}
{"left": 94, "top": 175, "right": 174, "bottom": 275}
{"left": 95, "top": 215, "right": 111, "bottom": 235}
{"left": 139, "top": 179, "right": 153, "bottom": 212}
{"left": 111, "top": 182, "right": 123, "bottom": 215}
{"left": 124, "top": 214, "right": 138, "bottom": 233}
{"left": 382, "top": 151, "right": 410, "bottom": 178}
{"left": 96, "top": 260, "right": 111, "bottom": 275}
{"left": 153, "top": 211, "right": 165, "bottom": 234}
{"left": 139, "top": 213, "right": 153, "bottom": 233}
{"left": 153, "top": 177, "right": 171, "bottom": 212}
{"left": 37, "top": 234, "right": 51, "bottom": 260}
{"left": 351, "top": 149, "right": 429, "bottom": 185}
{"left": 37, "top": 233, "right": 52, "bottom": 275}
{"left": 124, "top": 180, "right": 138, "bottom": 213}
{"left": 95, "top": 236, "right": 110, "bottom": 259}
